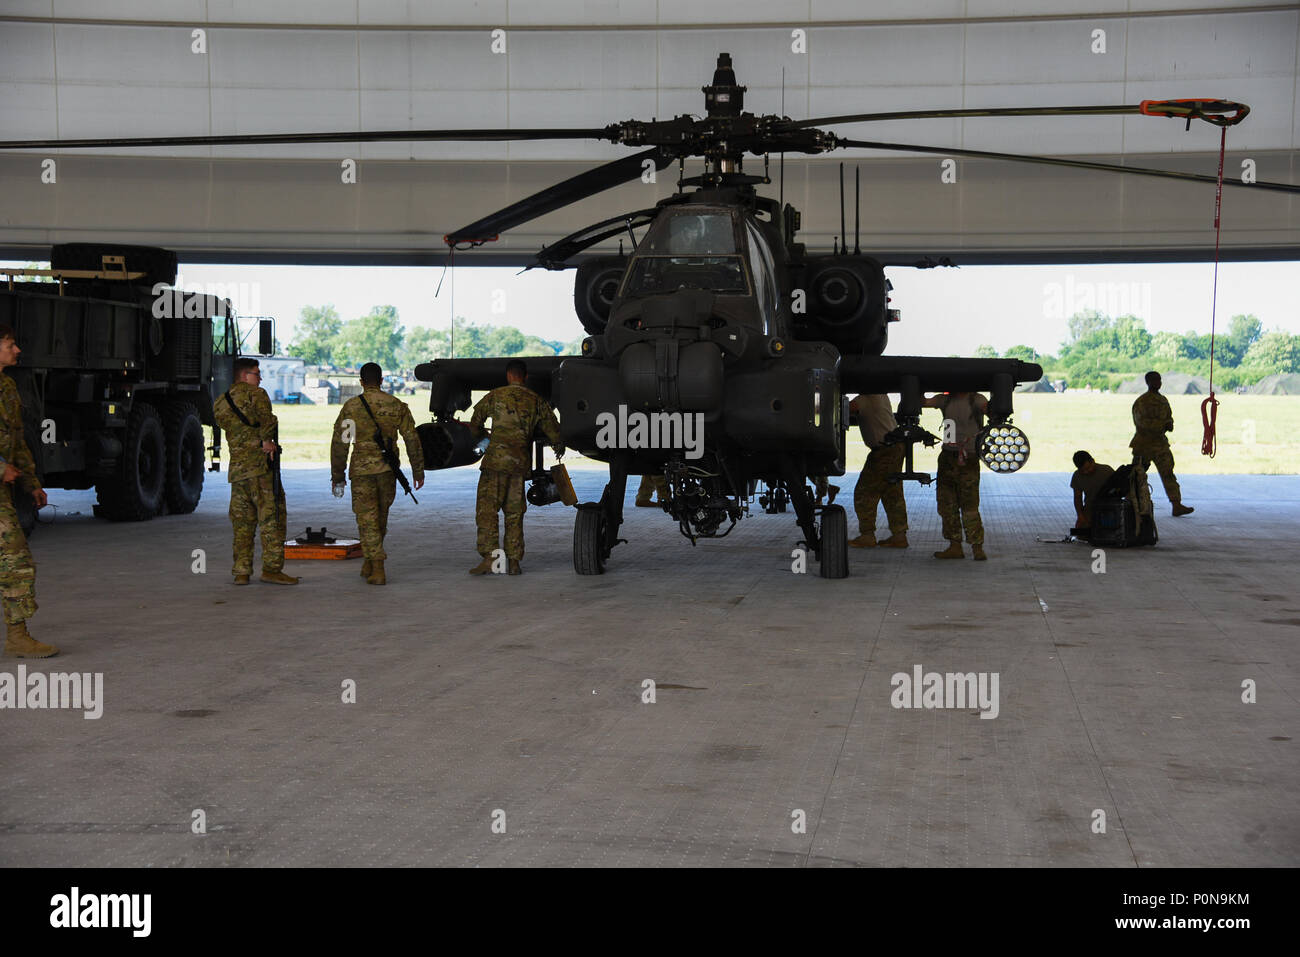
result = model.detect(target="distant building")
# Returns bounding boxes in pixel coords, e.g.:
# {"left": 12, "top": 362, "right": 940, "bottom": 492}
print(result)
{"left": 258, "top": 356, "right": 307, "bottom": 401}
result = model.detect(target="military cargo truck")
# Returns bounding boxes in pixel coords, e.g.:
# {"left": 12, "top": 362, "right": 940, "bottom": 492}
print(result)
{"left": 0, "top": 244, "right": 271, "bottom": 532}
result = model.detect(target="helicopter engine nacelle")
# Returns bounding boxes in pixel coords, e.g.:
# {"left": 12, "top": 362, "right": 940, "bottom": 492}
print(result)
{"left": 792, "top": 256, "right": 889, "bottom": 355}
{"left": 573, "top": 256, "right": 628, "bottom": 337}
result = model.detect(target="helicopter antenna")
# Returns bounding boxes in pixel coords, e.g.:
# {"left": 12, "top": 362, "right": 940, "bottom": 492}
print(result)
{"left": 839, "top": 162, "right": 846, "bottom": 255}
{"left": 854, "top": 165, "right": 861, "bottom": 255}
{"left": 779, "top": 68, "right": 786, "bottom": 219}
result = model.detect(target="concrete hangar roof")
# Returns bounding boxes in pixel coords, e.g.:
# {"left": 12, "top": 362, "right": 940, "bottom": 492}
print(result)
{"left": 0, "top": 1, "right": 1296, "bottom": 265}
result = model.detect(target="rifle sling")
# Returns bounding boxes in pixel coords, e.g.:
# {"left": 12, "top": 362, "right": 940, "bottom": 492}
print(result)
{"left": 222, "top": 389, "right": 258, "bottom": 429}
{"left": 357, "top": 394, "right": 397, "bottom": 457}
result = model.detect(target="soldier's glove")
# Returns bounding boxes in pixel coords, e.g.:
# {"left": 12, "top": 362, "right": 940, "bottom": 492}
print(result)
{"left": 554, "top": 445, "right": 566, "bottom": 459}
{"left": 331, "top": 481, "right": 346, "bottom": 498}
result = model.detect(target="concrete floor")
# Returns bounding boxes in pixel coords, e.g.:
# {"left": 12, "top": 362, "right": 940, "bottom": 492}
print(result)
{"left": 2, "top": 467, "right": 1296, "bottom": 867}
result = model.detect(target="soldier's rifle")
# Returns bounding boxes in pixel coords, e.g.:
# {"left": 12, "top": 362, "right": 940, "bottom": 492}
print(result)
{"left": 268, "top": 423, "right": 285, "bottom": 503}
{"left": 357, "top": 394, "right": 418, "bottom": 504}
{"left": 222, "top": 386, "right": 284, "bottom": 500}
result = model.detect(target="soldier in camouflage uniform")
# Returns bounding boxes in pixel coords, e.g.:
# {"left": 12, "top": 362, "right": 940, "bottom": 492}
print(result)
{"left": 1130, "top": 371, "right": 1194, "bottom": 516}
{"left": 635, "top": 474, "right": 668, "bottom": 507}
{"left": 848, "top": 393, "right": 908, "bottom": 549}
{"left": 468, "top": 359, "right": 563, "bottom": 575}
{"left": 923, "top": 391, "right": 989, "bottom": 561}
{"left": 0, "top": 325, "right": 57, "bottom": 658}
{"left": 213, "top": 357, "right": 299, "bottom": 585}
{"left": 330, "top": 363, "right": 425, "bottom": 585}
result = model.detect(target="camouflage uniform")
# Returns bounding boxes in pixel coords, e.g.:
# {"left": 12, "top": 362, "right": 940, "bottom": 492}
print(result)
{"left": 935, "top": 393, "right": 987, "bottom": 546}
{"left": 214, "top": 380, "right": 286, "bottom": 575}
{"left": 469, "top": 384, "right": 562, "bottom": 561}
{"left": 331, "top": 387, "right": 424, "bottom": 564}
{"left": 0, "top": 375, "right": 39, "bottom": 625}
{"left": 853, "top": 394, "right": 907, "bottom": 536}
{"left": 1129, "top": 391, "right": 1182, "bottom": 506}
{"left": 636, "top": 474, "right": 668, "bottom": 505}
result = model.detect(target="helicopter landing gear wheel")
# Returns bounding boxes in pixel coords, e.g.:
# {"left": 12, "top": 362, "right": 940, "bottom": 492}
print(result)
{"left": 574, "top": 504, "right": 608, "bottom": 575}
{"left": 819, "top": 505, "right": 849, "bottom": 579}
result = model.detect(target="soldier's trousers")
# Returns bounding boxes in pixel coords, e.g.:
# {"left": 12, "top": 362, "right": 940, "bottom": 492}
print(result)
{"left": 936, "top": 449, "right": 983, "bottom": 545}
{"left": 476, "top": 470, "right": 527, "bottom": 560}
{"left": 352, "top": 472, "right": 397, "bottom": 562}
{"left": 1132, "top": 446, "right": 1182, "bottom": 505}
{"left": 0, "top": 487, "right": 37, "bottom": 624}
{"left": 854, "top": 444, "right": 908, "bottom": 535}
{"left": 230, "top": 474, "right": 286, "bottom": 575}
{"left": 636, "top": 474, "right": 668, "bottom": 503}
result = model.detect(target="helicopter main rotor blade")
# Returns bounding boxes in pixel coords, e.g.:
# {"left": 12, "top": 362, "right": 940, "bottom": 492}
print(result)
{"left": 0, "top": 127, "right": 617, "bottom": 150}
{"left": 835, "top": 137, "right": 1300, "bottom": 194}
{"left": 445, "top": 147, "right": 672, "bottom": 247}
{"left": 783, "top": 99, "right": 1249, "bottom": 131}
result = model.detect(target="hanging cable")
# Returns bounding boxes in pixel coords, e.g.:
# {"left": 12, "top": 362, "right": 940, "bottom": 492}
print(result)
{"left": 1201, "top": 127, "right": 1226, "bottom": 457}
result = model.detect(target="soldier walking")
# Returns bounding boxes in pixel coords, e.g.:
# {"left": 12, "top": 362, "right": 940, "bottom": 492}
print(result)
{"left": 0, "top": 325, "right": 57, "bottom": 657}
{"left": 923, "top": 390, "right": 989, "bottom": 561}
{"left": 330, "top": 363, "right": 424, "bottom": 585}
{"left": 1130, "top": 371, "right": 1193, "bottom": 516}
{"left": 848, "top": 393, "right": 909, "bottom": 549}
{"left": 468, "top": 360, "right": 563, "bottom": 575}
{"left": 214, "top": 357, "right": 298, "bottom": 585}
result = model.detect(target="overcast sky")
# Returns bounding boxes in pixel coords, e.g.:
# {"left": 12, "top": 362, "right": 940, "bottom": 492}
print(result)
{"left": 9, "top": 258, "right": 1297, "bottom": 358}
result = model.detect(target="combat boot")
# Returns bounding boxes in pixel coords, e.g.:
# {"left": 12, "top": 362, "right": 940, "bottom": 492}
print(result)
{"left": 233, "top": 574, "right": 251, "bottom": 585}
{"left": 360, "top": 559, "right": 372, "bottom": 578}
{"left": 4, "top": 621, "right": 58, "bottom": 658}
{"left": 1172, "top": 504, "right": 1194, "bottom": 517}
{"left": 366, "top": 561, "right": 386, "bottom": 585}
{"left": 933, "top": 541, "right": 964, "bottom": 559}
{"left": 507, "top": 559, "right": 522, "bottom": 576}
{"left": 469, "top": 556, "right": 494, "bottom": 575}
{"left": 849, "top": 532, "right": 877, "bottom": 548}
{"left": 971, "top": 544, "right": 987, "bottom": 561}
{"left": 260, "top": 570, "right": 300, "bottom": 585}
{"left": 879, "top": 533, "right": 909, "bottom": 549}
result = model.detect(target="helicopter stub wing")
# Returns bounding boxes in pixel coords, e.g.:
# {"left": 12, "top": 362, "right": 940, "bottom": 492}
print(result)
{"left": 839, "top": 356, "right": 1042, "bottom": 394}
{"left": 840, "top": 355, "right": 1043, "bottom": 424}
{"left": 414, "top": 355, "right": 570, "bottom": 417}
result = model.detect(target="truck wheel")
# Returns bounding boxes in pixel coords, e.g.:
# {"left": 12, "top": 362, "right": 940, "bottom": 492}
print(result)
{"left": 164, "top": 402, "right": 205, "bottom": 514}
{"left": 818, "top": 505, "right": 849, "bottom": 579}
{"left": 573, "top": 504, "right": 607, "bottom": 575}
{"left": 95, "top": 404, "right": 165, "bottom": 521}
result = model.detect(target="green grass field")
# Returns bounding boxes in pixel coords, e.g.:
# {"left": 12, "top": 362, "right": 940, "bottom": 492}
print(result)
{"left": 257, "top": 392, "right": 1299, "bottom": 475}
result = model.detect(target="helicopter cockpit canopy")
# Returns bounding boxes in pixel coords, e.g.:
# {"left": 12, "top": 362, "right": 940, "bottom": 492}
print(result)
{"left": 622, "top": 208, "right": 750, "bottom": 298}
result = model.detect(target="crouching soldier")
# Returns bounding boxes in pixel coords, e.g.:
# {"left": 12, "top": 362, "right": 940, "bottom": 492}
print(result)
{"left": 1070, "top": 450, "right": 1115, "bottom": 533}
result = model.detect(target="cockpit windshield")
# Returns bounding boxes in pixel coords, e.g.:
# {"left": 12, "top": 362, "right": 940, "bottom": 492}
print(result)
{"left": 622, "top": 209, "right": 749, "bottom": 298}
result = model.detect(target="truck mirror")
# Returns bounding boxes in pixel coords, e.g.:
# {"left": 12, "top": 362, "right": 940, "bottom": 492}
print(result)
{"left": 258, "top": 318, "right": 275, "bottom": 356}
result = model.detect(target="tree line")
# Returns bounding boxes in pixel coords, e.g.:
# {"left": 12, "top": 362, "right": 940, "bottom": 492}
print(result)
{"left": 289, "top": 303, "right": 1299, "bottom": 391}
{"left": 286, "top": 304, "right": 584, "bottom": 371}
{"left": 974, "top": 312, "right": 1299, "bottom": 390}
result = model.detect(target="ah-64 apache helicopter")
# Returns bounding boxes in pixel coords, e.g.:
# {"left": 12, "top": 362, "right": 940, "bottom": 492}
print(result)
{"left": 8, "top": 53, "right": 1294, "bottom": 577}
{"left": 411, "top": 53, "right": 1292, "bottom": 578}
